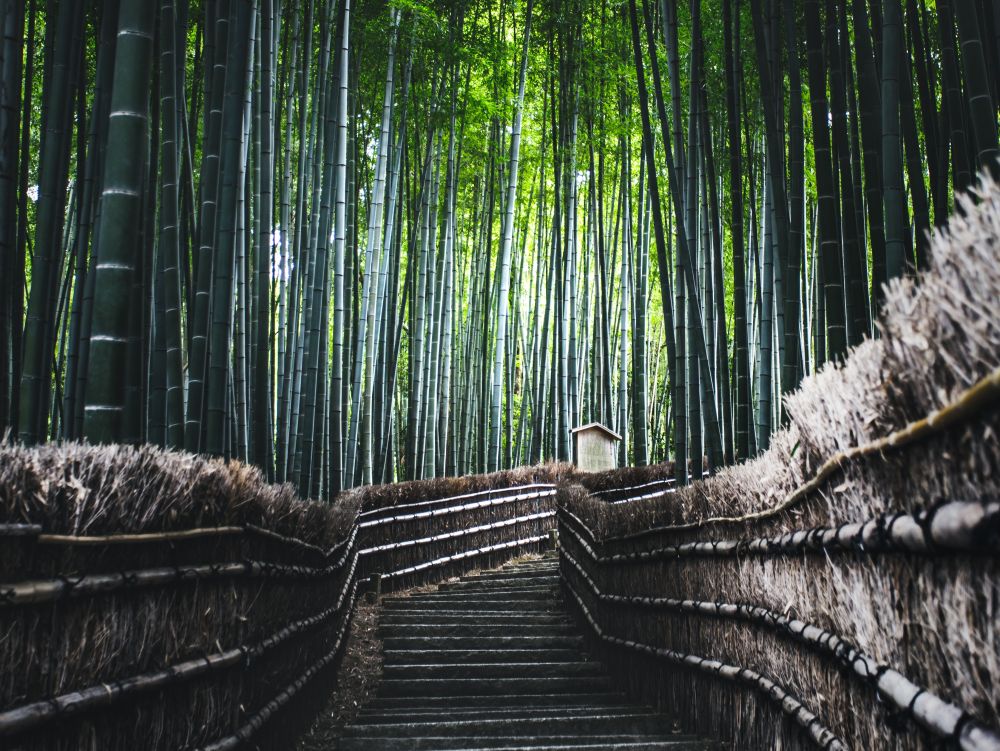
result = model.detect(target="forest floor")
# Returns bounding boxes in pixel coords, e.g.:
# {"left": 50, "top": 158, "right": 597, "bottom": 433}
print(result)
{"left": 296, "top": 599, "right": 383, "bottom": 751}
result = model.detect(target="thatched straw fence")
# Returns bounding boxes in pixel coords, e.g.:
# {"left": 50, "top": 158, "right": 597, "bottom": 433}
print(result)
{"left": 0, "top": 449, "right": 561, "bottom": 749}
{"left": 557, "top": 180, "right": 1000, "bottom": 750}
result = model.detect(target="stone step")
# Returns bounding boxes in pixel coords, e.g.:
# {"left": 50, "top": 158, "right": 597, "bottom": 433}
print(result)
{"left": 376, "top": 675, "right": 611, "bottom": 698}
{"left": 365, "top": 692, "right": 632, "bottom": 710}
{"left": 382, "top": 635, "right": 585, "bottom": 652}
{"left": 380, "top": 612, "right": 569, "bottom": 626}
{"left": 343, "top": 714, "right": 680, "bottom": 738}
{"left": 438, "top": 577, "right": 559, "bottom": 593}
{"left": 446, "top": 575, "right": 558, "bottom": 587}
{"left": 379, "top": 623, "right": 577, "bottom": 639}
{"left": 382, "top": 597, "right": 560, "bottom": 611}
{"left": 339, "top": 734, "right": 710, "bottom": 750}
{"left": 382, "top": 648, "right": 586, "bottom": 665}
{"left": 382, "top": 661, "right": 603, "bottom": 680}
{"left": 357, "top": 706, "right": 656, "bottom": 723}
{"left": 460, "top": 570, "right": 559, "bottom": 582}
{"left": 389, "top": 589, "right": 557, "bottom": 602}
{"left": 497, "top": 565, "right": 558, "bottom": 574}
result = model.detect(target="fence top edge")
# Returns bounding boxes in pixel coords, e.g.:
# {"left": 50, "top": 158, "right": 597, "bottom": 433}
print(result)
{"left": 358, "top": 483, "right": 557, "bottom": 521}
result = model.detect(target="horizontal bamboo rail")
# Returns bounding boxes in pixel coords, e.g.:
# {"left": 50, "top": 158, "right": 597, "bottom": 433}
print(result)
{"left": 360, "top": 510, "right": 555, "bottom": 555}
{"left": 0, "top": 522, "right": 355, "bottom": 559}
{"left": 0, "top": 524, "right": 43, "bottom": 536}
{"left": 1, "top": 527, "right": 359, "bottom": 606}
{"left": 357, "top": 483, "right": 557, "bottom": 519}
{"left": 383, "top": 534, "right": 549, "bottom": 579}
{"left": 197, "top": 579, "right": 361, "bottom": 751}
{"left": 358, "top": 488, "right": 556, "bottom": 528}
{"left": 560, "top": 500, "right": 1000, "bottom": 563}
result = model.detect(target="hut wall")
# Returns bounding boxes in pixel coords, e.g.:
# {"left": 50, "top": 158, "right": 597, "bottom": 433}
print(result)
{"left": 574, "top": 429, "right": 617, "bottom": 472}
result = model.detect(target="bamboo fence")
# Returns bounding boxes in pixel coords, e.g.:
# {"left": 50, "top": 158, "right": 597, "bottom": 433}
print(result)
{"left": 0, "top": 446, "right": 559, "bottom": 749}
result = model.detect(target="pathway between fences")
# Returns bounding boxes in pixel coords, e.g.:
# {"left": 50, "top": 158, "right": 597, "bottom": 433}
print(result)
{"left": 339, "top": 552, "right": 713, "bottom": 750}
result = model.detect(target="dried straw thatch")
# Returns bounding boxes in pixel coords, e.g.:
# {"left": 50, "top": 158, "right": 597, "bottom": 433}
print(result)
{"left": 355, "top": 463, "right": 569, "bottom": 512}
{"left": 560, "top": 177, "right": 1000, "bottom": 750}
{"left": 573, "top": 461, "right": 676, "bottom": 492}
{"left": 0, "top": 442, "right": 359, "bottom": 750}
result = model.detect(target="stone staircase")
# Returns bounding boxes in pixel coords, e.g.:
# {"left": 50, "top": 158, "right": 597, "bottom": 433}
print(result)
{"left": 338, "top": 555, "right": 714, "bottom": 750}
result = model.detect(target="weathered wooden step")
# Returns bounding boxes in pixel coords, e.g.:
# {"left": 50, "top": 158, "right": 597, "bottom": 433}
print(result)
{"left": 343, "top": 714, "right": 680, "bottom": 738}
{"left": 339, "top": 734, "right": 709, "bottom": 750}
{"left": 382, "top": 648, "right": 586, "bottom": 665}
{"left": 382, "top": 660, "right": 603, "bottom": 680}
{"left": 382, "top": 635, "right": 585, "bottom": 651}
{"left": 376, "top": 675, "right": 611, "bottom": 698}
{"left": 365, "top": 692, "right": 631, "bottom": 710}
{"left": 379, "top": 623, "right": 577, "bottom": 638}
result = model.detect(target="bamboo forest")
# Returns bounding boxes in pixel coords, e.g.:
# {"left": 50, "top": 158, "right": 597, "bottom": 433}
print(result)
{"left": 0, "top": 0, "right": 997, "bottom": 496}
{"left": 3, "top": 1, "right": 1000, "bottom": 749}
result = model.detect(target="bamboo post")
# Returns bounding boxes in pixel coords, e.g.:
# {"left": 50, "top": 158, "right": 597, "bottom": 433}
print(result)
{"left": 368, "top": 573, "right": 382, "bottom": 602}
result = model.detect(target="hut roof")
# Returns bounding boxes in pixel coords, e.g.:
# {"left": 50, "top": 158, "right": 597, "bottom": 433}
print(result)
{"left": 571, "top": 422, "right": 623, "bottom": 442}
